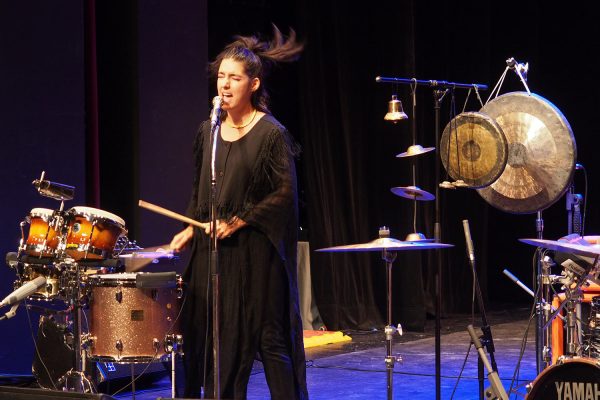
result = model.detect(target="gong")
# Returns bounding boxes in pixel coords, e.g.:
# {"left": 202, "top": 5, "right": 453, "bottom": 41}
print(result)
{"left": 477, "top": 92, "right": 576, "bottom": 214}
{"left": 440, "top": 111, "right": 508, "bottom": 188}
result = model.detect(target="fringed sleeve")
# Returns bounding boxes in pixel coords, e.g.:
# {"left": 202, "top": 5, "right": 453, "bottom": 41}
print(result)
{"left": 240, "top": 125, "right": 299, "bottom": 260}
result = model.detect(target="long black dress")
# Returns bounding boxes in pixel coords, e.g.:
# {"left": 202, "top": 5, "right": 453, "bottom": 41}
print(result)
{"left": 182, "top": 114, "right": 308, "bottom": 399}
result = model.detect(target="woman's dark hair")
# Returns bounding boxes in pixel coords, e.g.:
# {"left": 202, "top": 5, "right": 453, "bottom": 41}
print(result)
{"left": 209, "top": 24, "right": 304, "bottom": 113}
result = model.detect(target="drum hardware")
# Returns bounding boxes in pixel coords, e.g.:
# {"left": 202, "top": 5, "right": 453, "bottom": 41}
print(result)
{"left": 317, "top": 227, "right": 453, "bottom": 400}
{"left": 32, "top": 171, "right": 76, "bottom": 201}
{"left": 521, "top": 237, "right": 600, "bottom": 372}
{"left": 163, "top": 334, "right": 184, "bottom": 398}
{"left": 586, "top": 296, "right": 600, "bottom": 358}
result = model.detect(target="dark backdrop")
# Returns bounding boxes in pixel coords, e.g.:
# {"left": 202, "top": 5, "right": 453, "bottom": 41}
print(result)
{"left": 0, "top": 0, "right": 207, "bottom": 374}
{"left": 1, "top": 0, "right": 599, "bottom": 374}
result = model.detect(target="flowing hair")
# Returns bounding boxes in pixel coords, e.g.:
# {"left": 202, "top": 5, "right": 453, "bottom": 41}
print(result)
{"left": 209, "top": 24, "right": 304, "bottom": 114}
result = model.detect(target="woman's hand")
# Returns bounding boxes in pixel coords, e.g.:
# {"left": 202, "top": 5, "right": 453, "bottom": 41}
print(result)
{"left": 170, "top": 225, "right": 195, "bottom": 252}
{"left": 203, "top": 216, "right": 247, "bottom": 240}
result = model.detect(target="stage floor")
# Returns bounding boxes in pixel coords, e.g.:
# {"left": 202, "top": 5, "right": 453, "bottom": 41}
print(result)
{"left": 0, "top": 305, "right": 546, "bottom": 399}
{"left": 103, "top": 305, "right": 538, "bottom": 399}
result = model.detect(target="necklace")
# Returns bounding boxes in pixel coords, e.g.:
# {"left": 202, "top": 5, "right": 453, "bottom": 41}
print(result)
{"left": 226, "top": 109, "right": 257, "bottom": 129}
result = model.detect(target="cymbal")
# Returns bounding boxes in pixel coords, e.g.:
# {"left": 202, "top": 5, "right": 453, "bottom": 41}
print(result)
{"left": 440, "top": 111, "right": 508, "bottom": 188}
{"left": 477, "top": 92, "right": 576, "bottom": 214}
{"left": 519, "top": 238, "right": 600, "bottom": 258}
{"left": 119, "top": 251, "right": 176, "bottom": 259}
{"left": 396, "top": 144, "right": 435, "bottom": 158}
{"left": 316, "top": 237, "right": 453, "bottom": 252}
{"left": 391, "top": 185, "right": 435, "bottom": 201}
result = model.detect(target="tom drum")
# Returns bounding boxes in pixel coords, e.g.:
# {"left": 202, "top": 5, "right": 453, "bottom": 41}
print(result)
{"left": 87, "top": 272, "right": 181, "bottom": 362}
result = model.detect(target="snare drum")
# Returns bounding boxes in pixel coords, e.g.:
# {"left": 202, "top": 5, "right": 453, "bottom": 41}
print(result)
{"left": 87, "top": 273, "right": 181, "bottom": 362}
{"left": 65, "top": 206, "right": 126, "bottom": 260}
{"left": 24, "top": 208, "right": 59, "bottom": 258}
{"left": 526, "top": 357, "right": 600, "bottom": 399}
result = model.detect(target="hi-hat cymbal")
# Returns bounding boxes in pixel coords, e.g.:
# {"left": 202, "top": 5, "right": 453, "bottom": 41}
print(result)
{"left": 396, "top": 144, "right": 436, "bottom": 158}
{"left": 391, "top": 185, "right": 435, "bottom": 201}
{"left": 478, "top": 92, "right": 576, "bottom": 214}
{"left": 316, "top": 237, "right": 453, "bottom": 252}
{"left": 441, "top": 111, "right": 508, "bottom": 188}
{"left": 519, "top": 238, "right": 600, "bottom": 258}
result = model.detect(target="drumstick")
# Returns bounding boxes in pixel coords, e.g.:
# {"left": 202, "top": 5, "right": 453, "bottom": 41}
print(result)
{"left": 138, "top": 200, "right": 209, "bottom": 230}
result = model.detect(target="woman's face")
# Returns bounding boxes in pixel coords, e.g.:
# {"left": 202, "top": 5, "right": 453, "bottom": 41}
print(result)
{"left": 217, "top": 58, "right": 260, "bottom": 112}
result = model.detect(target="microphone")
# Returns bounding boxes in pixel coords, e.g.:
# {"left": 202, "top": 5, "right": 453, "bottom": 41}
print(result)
{"left": 462, "top": 219, "right": 475, "bottom": 262}
{"left": 32, "top": 178, "right": 75, "bottom": 201}
{"left": 0, "top": 276, "right": 47, "bottom": 307}
{"left": 210, "top": 96, "right": 223, "bottom": 131}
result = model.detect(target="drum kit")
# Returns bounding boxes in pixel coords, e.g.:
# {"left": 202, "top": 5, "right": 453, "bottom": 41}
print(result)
{"left": 518, "top": 237, "right": 600, "bottom": 399}
{"left": 3, "top": 173, "right": 184, "bottom": 394}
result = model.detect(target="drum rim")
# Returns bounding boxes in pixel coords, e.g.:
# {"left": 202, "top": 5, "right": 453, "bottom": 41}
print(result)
{"left": 69, "top": 206, "right": 126, "bottom": 227}
{"left": 30, "top": 208, "right": 55, "bottom": 218}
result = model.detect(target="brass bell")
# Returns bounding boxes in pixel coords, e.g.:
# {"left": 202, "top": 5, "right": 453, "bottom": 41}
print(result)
{"left": 384, "top": 95, "right": 408, "bottom": 123}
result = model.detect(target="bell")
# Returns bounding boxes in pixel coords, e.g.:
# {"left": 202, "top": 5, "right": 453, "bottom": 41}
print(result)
{"left": 384, "top": 95, "right": 408, "bottom": 123}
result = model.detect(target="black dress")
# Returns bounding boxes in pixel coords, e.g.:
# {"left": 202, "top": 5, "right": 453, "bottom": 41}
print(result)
{"left": 182, "top": 114, "right": 308, "bottom": 399}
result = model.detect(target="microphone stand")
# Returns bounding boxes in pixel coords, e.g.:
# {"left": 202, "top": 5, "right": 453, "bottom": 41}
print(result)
{"left": 209, "top": 100, "right": 222, "bottom": 399}
{"left": 463, "top": 220, "right": 500, "bottom": 399}
{"left": 376, "top": 76, "right": 487, "bottom": 400}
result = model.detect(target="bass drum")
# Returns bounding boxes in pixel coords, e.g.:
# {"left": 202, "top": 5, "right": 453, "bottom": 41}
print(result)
{"left": 32, "top": 315, "right": 74, "bottom": 389}
{"left": 526, "top": 357, "right": 600, "bottom": 399}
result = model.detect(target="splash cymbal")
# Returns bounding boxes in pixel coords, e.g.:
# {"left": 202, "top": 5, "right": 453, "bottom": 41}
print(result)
{"left": 391, "top": 185, "right": 435, "bottom": 201}
{"left": 477, "top": 92, "right": 576, "bottom": 214}
{"left": 396, "top": 144, "right": 436, "bottom": 158}
{"left": 316, "top": 237, "right": 453, "bottom": 252}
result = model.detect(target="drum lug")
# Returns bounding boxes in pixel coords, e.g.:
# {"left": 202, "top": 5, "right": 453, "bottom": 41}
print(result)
{"left": 164, "top": 334, "right": 183, "bottom": 353}
{"left": 81, "top": 333, "right": 94, "bottom": 350}
{"left": 115, "top": 288, "right": 123, "bottom": 303}
{"left": 115, "top": 339, "right": 123, "bottom": 353}
{"left": 151, "top": 289, "right": 158, "bottom": 301}
{"left": 153, "top": 338, "right": 160, "bottom": 353}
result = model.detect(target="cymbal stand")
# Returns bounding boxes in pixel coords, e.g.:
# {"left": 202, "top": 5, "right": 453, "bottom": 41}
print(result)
{"left": 378, "top": 227, "right": 402, "bottom": 400}
{"left": 375, "top": 76, "right": 488, "bottom": 400}
{"left": 534, "top": 212, "right": 551, "bottom": 373}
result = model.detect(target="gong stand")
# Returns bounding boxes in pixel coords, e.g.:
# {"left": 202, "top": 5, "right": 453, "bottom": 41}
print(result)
{"left": 376, "top": 76, "right": 488, "bottom": 400}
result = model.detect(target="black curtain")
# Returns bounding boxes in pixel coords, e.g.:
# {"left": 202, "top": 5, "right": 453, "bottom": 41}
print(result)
{"left": 281, "top": 0, "right": 600, "bottom": 331}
